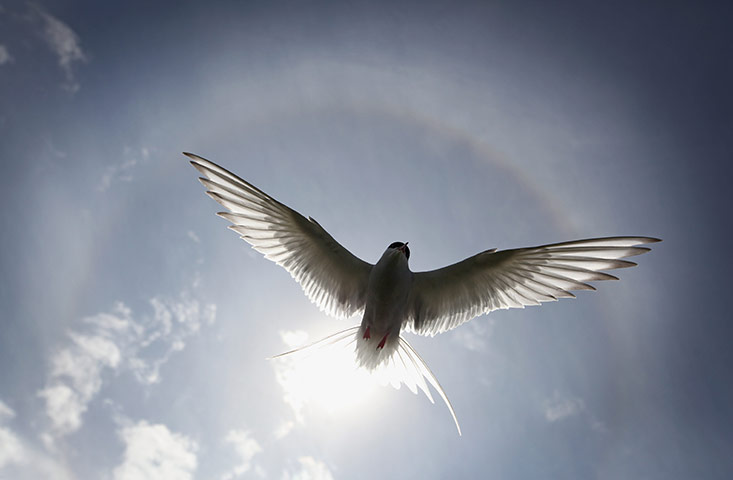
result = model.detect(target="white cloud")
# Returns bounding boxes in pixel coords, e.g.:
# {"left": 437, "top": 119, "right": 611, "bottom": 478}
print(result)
{"left": 273, "top": 420, "right": 295, "bottom": 440}
{"left": 37, "top": 384, "right": 87, "bottom": 436}
{"left": 129, "top": 294, "right": 216, "bottom": 385}
{"left": 37, "top": 303, "right": 132, "bottom": 436}
{"left": 54, "top": 333, "right": 121, "bottom": 395}
{"left": 0, "top": 427, "right": 26, "bottom": 469}
{"left": 283, "top": 457, "right": 334, "bottom": 480}
{"left": 0, "top": 400, "right": 26, "bottom": 469}
{"left": 112, "top": 421, "right": 198, "bottom": 480}
{"left": 221, "top": 429, "right": 263, "bottom": 480}
{"left": 38, "top": 294, "right": 215, "bottom": 439}
{"left": 0, "top": 400, "right": 76, "bottom": 478}
{"left": 542, "top": 390, "right": 585, "bottom": 422}
{"left": 542, "top": 391, "right": 609, "bottom": 434}
{"left": 31, "top": 4, "right": 87, "bottom": 92}
{"left": 0, "top": 400, "right": 15, "bottom": 421}
{"left": 0, "top": 426, "right": 76, "bottom": 479}
{"left": 0, "top": 45, "right": 13, "bottom": 65}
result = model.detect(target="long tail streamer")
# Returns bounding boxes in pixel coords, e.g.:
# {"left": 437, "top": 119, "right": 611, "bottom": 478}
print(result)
{"left": 271, "top": 326, "right": 461, "bottom": 435}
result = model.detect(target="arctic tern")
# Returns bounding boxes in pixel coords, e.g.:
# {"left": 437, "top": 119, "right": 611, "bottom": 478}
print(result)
{"left": 186, "top": 152, "right": 660, "bottom": 435}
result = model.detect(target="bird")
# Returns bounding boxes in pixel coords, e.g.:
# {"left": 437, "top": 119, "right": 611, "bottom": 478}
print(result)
{"left": 185, "top": 152, "right": 660, "bottom": 435}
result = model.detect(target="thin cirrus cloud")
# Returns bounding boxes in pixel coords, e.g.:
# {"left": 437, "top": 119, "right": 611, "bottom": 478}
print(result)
{"left": 26, "top": 4, "right": 88, "bottom": 92}
{"left": 37, "top": 292, "right": 216, "bottom": 441}
{"left": 0, "top": 3, "right": 87, "bottom": 89}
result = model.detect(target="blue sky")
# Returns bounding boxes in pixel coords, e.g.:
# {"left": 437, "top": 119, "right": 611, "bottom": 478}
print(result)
{"left": 1, "top": 1, "right": 731, "bottom": 478}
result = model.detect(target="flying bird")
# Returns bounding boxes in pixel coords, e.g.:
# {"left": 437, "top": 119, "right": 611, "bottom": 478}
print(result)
{"left": 186, "top": 152, "right": 660, "bottom": 435}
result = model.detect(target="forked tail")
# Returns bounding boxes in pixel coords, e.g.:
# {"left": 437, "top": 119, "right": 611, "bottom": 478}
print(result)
{"left": 270, "top": 326, "right": 461, "bottom": 435}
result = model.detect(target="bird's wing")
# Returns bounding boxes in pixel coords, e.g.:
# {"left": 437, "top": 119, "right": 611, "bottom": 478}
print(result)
{"left": 186, "top": 153, "right": 372, "bottom": 319}
{"left": 405, "top": 237, "right": 660, "bottom": 336}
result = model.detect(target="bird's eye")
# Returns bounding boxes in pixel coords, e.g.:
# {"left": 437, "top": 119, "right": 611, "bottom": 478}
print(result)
{"left": 388, "top": 242, "right": 404, "bottom": 249}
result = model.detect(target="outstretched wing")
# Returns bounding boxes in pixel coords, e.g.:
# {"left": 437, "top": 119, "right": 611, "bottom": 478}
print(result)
{"left": 186, "top": 152, "right": 372, "bottom": 319}
{"left": 406, "top": 237, "right": 660, "bottom": 336}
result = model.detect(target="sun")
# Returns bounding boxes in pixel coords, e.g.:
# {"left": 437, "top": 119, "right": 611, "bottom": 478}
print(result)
{"left": 273, "top": 330, "right": 378, "bottom": 417}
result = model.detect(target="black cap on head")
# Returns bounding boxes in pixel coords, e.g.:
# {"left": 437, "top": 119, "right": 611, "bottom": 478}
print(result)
{"left": 388, "top": 241, "right": 410, "bottom": 260}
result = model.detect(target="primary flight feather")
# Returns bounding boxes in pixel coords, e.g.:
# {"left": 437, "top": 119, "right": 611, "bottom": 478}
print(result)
{"left": 186, "top": 152, "right": 660, "bottom": 435}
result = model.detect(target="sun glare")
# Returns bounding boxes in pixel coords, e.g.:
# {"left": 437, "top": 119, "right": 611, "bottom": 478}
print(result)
{"left": 273, "top": 330, "right": 378, "bottom": 418}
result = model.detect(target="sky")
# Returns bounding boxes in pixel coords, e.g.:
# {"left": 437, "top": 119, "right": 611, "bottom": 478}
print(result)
{"left": 0, "top": 0, "right": 732, "bottom": 478}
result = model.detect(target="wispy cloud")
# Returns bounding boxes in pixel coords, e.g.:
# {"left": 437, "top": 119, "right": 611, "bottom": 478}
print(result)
{"left": 38, "top": 293, "right": 215, "bottom": 440}
{"left": 273, "top": 420, "right": 295, "bottom": 440}
{"left": 31, "top": 4, "right": 88, "bottom": 92}
{"left": 283, "top": 456, "right": 334, "bottom": 480}
{"left": 451, "top": 319, "right": 494, "bottom": 352}
{"left": 131, "top": 293, "right": 216, "bottom": 384}
{"left": 542, "top": 390, "right": 608, "bottom": 433}
{"left": 0, "top": 400, "right": 26, "bottom": 470}
{"left": 0, "top": 428, "right": 25, "bottom": 470}
{"left": 220, "top": 430, "right": 263, "bottom": 480}
{"left": 37, "top": 326, "right": 125, "bottom": 436}
{"left": 0, "top": 45, "right": 13, "bottom": 65}
{"left": 112, "top": 421, "right": 198, "bottom": 480}
{"left": 97, "top": 147, "right": 151, "bottom": 192}
{"left": 37, "top": 384, "right": 90, "bottom": 438}
{"left": 0, "top": 401, "right": 15, "bottom": 421}
{"left": 0, "top": 400, "right": 77, "bottom": 479}
{"left": 0, "top": 433, "right": 75, "bottom": 480}
{"left": 542, "top": 390, "right": 585, "bottom": 422}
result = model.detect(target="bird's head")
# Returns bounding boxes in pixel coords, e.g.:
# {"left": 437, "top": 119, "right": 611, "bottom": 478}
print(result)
{"left": 388, "top": 241, "right": 410, "bottom": 260}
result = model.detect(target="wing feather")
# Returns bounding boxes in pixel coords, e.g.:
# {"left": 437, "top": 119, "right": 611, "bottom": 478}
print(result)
{"left": 406, "top": 237, "right": 660, "bottom": 336}
{"left": 186, "top": 153, "right": 372, "bottom": 319}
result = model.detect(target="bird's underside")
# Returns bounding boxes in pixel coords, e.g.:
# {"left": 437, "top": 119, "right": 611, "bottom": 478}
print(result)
{"left": 186, "top": 152, "right": 660, "bottom": 435}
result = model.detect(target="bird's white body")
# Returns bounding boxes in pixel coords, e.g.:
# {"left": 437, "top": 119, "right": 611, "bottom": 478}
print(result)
{"left": 358, "top": 248, "right": 412, "bottom": 367}
{"left": 186, "top": 152, "right": 660, "bottom": 436}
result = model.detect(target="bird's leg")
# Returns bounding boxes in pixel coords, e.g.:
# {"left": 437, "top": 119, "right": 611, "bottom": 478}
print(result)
{"left": 363, "top": 326, "right": 371, "bottom": 340}
{"left": 377, "top": 333, "right": 388, "bottom": 350}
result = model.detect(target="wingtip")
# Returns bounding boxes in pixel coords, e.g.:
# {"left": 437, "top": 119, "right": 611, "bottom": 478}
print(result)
{"left": 183, "top": 152, "right": 209, "bottom": 164}
{"left": 641, "top": 237, "right": 662, "bottom": 244}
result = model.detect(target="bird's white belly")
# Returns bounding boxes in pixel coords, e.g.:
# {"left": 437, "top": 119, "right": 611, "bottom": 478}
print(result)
{"left": 361, "top": 253, "right": 412, "bottom": 335}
